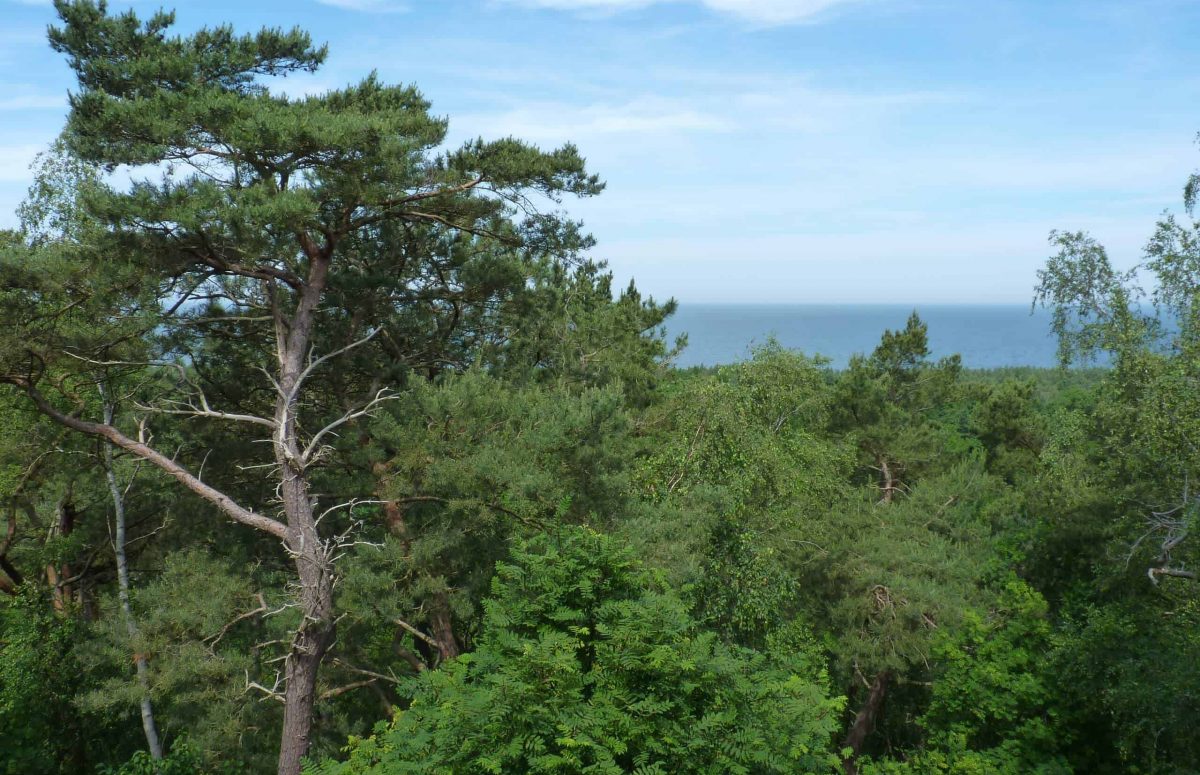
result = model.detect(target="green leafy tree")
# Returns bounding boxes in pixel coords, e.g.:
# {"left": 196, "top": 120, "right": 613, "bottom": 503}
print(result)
{"left": 0, "top": 585, "right": 127, "bottom": 773}
{"left": 486, "top": 262, "right": 680, "bottom": 405}
{"left": 691, "top": 512, "right": 800, "bottom": 651}
{"left": 814, "top": 464, "right": 1017, "bottom": 771}
{"left": 1036, "top": 223, "right": 1200, "bottom": 584}
{"left": 316, "top": 527, "right": 843, "bottom": 775}
{"left": 881, "top": 580, "right": 1069, "bottom": 774}
{"left": 77, "top": 549, "right": 284, "bottom": 771}
{"left": 1026, "top": 150, "right": 1200, "bottom": 772}
{"left": 1048, "top": 595, "right": 1200, "bottom": 773}
{"left": 818, "top": 317, "right": 985, "bottom": 770}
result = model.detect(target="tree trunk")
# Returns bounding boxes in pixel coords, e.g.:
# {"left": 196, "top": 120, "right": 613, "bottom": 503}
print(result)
{"left": 274, "top": 260, "right": 338, "bottom": 775}
{"left": 428, "top": 590, "right": 460, "bottom": 662}
{"left": 102, "top": 389, "right": 163, "bottom": 761}
{"left": 0, "top": 510, "right": 22, "bottom": 594}
{"left": 274, "top": 466, "right": 337, "bottom": 775}
{"left": 842, "top": 670, "right": 891, "bottom": 775}
{"left": 46, "top": 501, "right": 77, "bottom": 612}
{"left": 877, "top": 456, "right": 898, "bottom": 504}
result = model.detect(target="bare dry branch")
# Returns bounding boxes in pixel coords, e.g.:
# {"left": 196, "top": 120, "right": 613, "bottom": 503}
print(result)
{"left": 135, "top": 400, "right": 277, "bottom": 429}
{"left": 4, "top": 377, "right": 288, "bottom": 540}
{"left": 302, "top": 388, "right": 396, "bottom": 463}
{"left": 288, "top": 328, "right": 382, "bottom": 404}
{"left": 319, "top": 679, "right": 377, "bottom": 701}
{"left": 394, "top": 618, "right": 439, "bottom": 650}
{"left": 206, "top": 593, "right": 269, "bottom": 652}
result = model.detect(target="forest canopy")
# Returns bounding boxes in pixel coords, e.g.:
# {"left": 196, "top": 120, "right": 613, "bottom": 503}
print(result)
{"left": 2, "top": 3, "right": 1199, "bottom": 775}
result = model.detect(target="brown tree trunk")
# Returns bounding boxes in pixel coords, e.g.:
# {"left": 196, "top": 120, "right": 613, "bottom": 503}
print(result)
{"left": 274, "top": 471, "right": 337, "bottom": 775}
{"left": 46, "top": 501, "right": 77, "bottom": 612}
{"left": 276, "top": 520, "right": 335, "bottom": 775}
{"left": 428, "top": 590, "right": 460, "bottom": 662}
{"left": 842, "top": 670, "right": 892, "bottom": 775}
{"left": 382, "top": 498, "right": 411, "bottom": 548}
{"left": 274, "top": 256, "right": 338, "bottom": 775}
{"left": 0, "top": 510, "right": 22, "bottom": 594}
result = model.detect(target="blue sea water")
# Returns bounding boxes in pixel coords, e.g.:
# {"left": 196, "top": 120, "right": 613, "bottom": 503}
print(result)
{"left": 664, "top": 304, "right": 1063, "bottom": 369}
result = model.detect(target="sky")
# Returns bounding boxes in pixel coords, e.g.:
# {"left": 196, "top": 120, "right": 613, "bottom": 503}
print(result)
{"left": 2, "top": 0, "right": 1200, "bottom": 303}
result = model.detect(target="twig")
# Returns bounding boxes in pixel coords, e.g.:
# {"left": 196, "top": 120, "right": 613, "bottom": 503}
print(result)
{"left": 205, "top": 593, "right": 268, "bottom": 652}
{"left": 394, "top": 618, "right": 439, "bottom": 650}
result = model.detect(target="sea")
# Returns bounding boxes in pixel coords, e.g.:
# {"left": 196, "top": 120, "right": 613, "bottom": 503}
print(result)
{"left": 663, "top": 304, "right": 1065, "bottom": 369}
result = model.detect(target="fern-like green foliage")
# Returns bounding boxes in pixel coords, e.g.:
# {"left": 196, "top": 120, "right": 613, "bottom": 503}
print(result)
{"left": 312, "top": 527, "right": 843, "bottom": 774}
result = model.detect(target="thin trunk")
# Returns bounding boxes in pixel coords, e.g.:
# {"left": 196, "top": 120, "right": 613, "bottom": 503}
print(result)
{"left": 47, "top": 501, "right": 77, "bottom": 612}
{"left": 0, "top": 555, "right": 20, "bottom": 590}
{"left": 0, "top": 510, "right": 21, "bottom": 594}
{"left": 101, "top": 389, "right": 163, "bottom": 761}
{"left": 842, "top": 670, "right": 891, "bottom": 775}
{"left": 877, "top": 456, "right": 898, "bottom": 504}
{"left": 45, "top": 563, "right": 63, "bottom": 610}
{"left": 382, "top": 498, "right": 411, "bottom": 548}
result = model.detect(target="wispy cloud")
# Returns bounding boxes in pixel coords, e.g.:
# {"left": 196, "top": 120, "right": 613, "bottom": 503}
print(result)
{"left": 271, "top": 74, "right": 350, "bottom": 99}
{"left": 500, "top": 0, "right": 869, "bottom": 24}
{"left": 455, "top": 97, "right": 734, "bottom": 144}
{"left": 0, "top": 26, "right": 51, "bottom": 50}
{"left": 0, "top": 93, "right": 64, "bottom": 111}
{"left": 701, "top": 0, "right": 868, "bottom": 24}
{"left": 314, "top": 0, "right": 407, "bottom": 12}
{"left": 450, "top": 78, "right": 956, "bottom": 149}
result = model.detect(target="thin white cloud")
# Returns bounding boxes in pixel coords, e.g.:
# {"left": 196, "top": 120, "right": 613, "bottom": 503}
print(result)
{"left": 0, "top": 27, "right": 51, "bottom": 56}
{"left": 456, "top": 97, "right": 734, "bottom": 144}
{"left": 702, "top": 0, "right": 866, "bottom": 24}
{"left": 0, "top": 94, "right": 64, "bottom": 111}
{"left": 315, "top": 0, "right": 407, "bottom": 11}
{"left": 502, "top": 0, "right": 868, "bottom": 24}
{"left": 509, "top": 0, "right": 651, "bottom": 9}
{"left": 449, "top": 80, "right": 956, "bottom": 152}
{"left": 272, "top": 74, "right": 348, "bottom": 99}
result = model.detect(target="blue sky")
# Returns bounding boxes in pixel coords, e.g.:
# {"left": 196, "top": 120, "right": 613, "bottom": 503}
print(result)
{"left": 3, "top": 0, "right": 1199, "bottom": 303}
